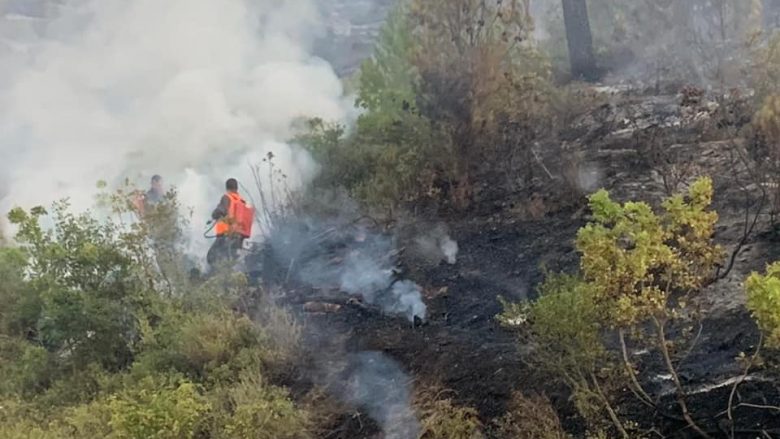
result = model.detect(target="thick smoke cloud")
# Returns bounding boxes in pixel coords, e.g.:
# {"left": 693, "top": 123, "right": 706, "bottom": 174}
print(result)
{"left": 0, "top": 0, "right": 351, "bottom": 260}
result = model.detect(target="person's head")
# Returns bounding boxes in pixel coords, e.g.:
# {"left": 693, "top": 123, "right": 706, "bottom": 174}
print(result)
{"left": 226, "top": 178, "right": 238, "bottom": 192}
{"left": 151, "top": 174, "right": 163, "bottom": 192}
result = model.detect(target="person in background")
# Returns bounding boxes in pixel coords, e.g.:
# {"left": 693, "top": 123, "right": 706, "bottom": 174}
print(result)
{"left": 144, "top": 174, "right": 164, "bottom": 208}
{"left": 132, "top": 174, "right": 164, "bottom": 218}
{"left": 207, "top": 178, "right": 247, "bottom": 267}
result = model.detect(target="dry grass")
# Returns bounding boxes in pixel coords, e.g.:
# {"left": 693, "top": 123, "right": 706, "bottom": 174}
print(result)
{"left": 491, "top": 392, "right": 570, "bottom": 439}
{"left": 414, "top": 385, "right": 484, "bottom": 439}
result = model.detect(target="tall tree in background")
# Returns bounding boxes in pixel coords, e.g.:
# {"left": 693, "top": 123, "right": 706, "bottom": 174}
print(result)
{"left": 561, "top": 0, "right": 598, "bottom": 81}
{"left": 766, "top": 0, "right": 780, "bottom": 30}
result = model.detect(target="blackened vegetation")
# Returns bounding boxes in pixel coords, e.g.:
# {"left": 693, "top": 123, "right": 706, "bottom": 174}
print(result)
{"left": 260, "top": 86, "right": 780, "bottom": 437}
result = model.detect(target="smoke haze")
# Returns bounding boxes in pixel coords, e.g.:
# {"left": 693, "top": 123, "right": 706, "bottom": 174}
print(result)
{"left": 0, "top": 0, "right": 352, "bottom": 260}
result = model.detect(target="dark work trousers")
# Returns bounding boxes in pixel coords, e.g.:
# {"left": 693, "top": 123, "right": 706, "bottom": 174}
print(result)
{"left": 207, "top": 235, "right": 244, "bottom": 268}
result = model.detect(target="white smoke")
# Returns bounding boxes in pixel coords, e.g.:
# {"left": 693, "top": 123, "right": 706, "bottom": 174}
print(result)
{"left": 411, "top": 223, "right": 459, "bottom": 266}
{"left": 336, "top": 351, "right": 421, "bottom": 439}
{"left": 340, "top": 251, "right": 427, "bottom": 322}
{"left": 0, "top": 0, "right": 351, "bottom": 261}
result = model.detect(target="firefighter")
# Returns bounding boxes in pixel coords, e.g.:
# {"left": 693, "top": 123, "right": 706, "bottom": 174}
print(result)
{"left": 207, "top": 178, "right": 253, "bottom": 267}
{"left": 132, "top": 174, "right": 164, "bottom": 218}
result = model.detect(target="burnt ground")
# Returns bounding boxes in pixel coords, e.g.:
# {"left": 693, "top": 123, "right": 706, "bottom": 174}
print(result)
{"left": 252, "top": 88, "right": 780, "bottom": 438}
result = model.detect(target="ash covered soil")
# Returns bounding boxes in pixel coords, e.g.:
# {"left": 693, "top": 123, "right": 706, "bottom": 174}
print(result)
{"left": 253, "top": 87, "right": 780, "bottom": 438}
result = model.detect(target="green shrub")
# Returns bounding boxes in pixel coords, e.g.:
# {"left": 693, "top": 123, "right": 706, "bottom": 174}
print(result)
{"left": 0, "top": 338, "right": 52, "bottom": 397}
{"left": 8, "top": 203, "right": 154, "bottom": 372}
{"left": 576, "top": 176, "right": 721, "bottom": 327}
{"left": 745, "top": 262, "right": 780, "bottom": 349}
{"left": 509, "top": 273, "right": 617, "bottom": 430}
{"left": 502, "top": 177, "right": 723, "bottom": 436}
{"left": 1, "top": 194, "right": 312, "bottom": 438}
{"left": 107, "top": 375, "right": 210, "bottom": 439}
{"left": 299, "top": 0, "right": 556, "bottom": 211}
{"left": 213, "top": 374, "right": 310, "bottom": 439}
{"left": 132, "top": 307, "right": 274, "bottom": 386}
{"left": 0, "top": 248, "right": 39, "bottom": 336}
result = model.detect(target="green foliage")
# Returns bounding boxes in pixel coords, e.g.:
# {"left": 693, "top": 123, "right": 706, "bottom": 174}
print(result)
{"left": 214, "top": 374, "right": 310, "bottom": 439}
{"left": 745, "top": 262, "right": 780, "bottom": 349}
{"left": 0, "top": 248, "right": 39, "bottom": 337}
{"left": 502, "top": 178, "right": 723, "bottom": 432}
{"left": 7, "top": 202, "right": 153, "bottom": 372}
{"left": 528, "top": 274, "right": 606, "bottom": 375}
{"left": 503, "top": 273, "right": 616, "bottom": 429}
{"left": 298, "top": 0, "right": 556, "bottom": 212}
{"left": 0, "top": 192, "right": 312, "bottom": 438}
{"left": 577, "top": 177, "right": 721, "bottom": 327}
{"left": 133, "top": 307, "right": 277, "bottom": 386}
{"left": 107, "top": 375, "right": 210, "bottom": 439}
{"left": 356, "top": 2, "right": 419, "bottom": 121}
{"left": 0, "top": 338, "right": 52, "bottom": 397}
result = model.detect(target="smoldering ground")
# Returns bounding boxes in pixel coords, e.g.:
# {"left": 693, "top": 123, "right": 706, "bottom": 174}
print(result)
{"left": 256, "top": 214, "right": 461, "bottom": 323}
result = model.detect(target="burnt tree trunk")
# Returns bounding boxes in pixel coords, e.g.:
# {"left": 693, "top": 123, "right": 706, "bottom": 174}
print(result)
{"left": 561, "top": 0, "right": 598, "bottom": 81}
{"left": 765, "top": 0, "right": 780, "bottom": 30}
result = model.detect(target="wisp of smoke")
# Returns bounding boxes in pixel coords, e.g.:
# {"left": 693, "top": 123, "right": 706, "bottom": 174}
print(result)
{"left": 266, "top": 217, "right": 428, "bottom": 322}
{"left": 337, "top": 351, "right": 421, "bottom": 439}
{"left": 410, "top": 223, "right": 459, "bottom": 266}
{"left": 0, "top": 0, "right": 352, "bottom": 263}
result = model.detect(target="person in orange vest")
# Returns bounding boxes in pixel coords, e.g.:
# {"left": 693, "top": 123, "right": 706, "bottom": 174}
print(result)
{"left": 207, "top": 178, "right": 253, "bottom": 267}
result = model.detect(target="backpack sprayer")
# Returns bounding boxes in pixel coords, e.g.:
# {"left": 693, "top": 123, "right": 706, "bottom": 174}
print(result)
{"left": 203, "top": 197, "right": 255, "bottom": 240}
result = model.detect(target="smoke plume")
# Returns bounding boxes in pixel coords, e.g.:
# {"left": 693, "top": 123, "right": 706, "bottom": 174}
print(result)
{"left": 0, "top": 0, "right": 351, "bottom": 260}
{"left": 331, "top": 351, "right": 421, "bottom": 439}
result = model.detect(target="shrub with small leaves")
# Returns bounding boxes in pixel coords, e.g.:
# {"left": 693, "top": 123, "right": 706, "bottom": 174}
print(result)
{"left": 107, "top": 375, "right": 210, "bottom": 439}
{"left": 745, "top": 262, "right": 780, "bottom": 349}
{"left": 214, "top": 373, "right": 310, "bottom": 439}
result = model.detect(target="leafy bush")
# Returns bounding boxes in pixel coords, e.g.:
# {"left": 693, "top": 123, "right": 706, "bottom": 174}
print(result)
{"left": 0, "top": 338, "right": 52, "bottom": 398}
{"left": 107, "top": 375, "right": 210, "bottom": 439}
{"left": 502, "top": 177, "right": 723, "bottom": 436}
{"left": 0, "top": 194, "right": 313, "bottom": 438}
{"left": 578, "top": 176, "right": 721, "bottom": 327}
{"left": 7, "top": 203, "right": 154, "bottom": 372}
{"left": 745, "top": 262, "right": 780, "bottom": 349}
{"left": 503, "top": 273, "right": 618, "bottom": 431}
{"left": 213, "top": 374, "right": 310, "bottom": 439}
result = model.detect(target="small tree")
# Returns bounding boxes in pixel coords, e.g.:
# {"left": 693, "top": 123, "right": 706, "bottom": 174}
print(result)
{"left": 503, "top": 177, "right": 724, "bottom": 436}
{"left": 409, "top": 0, "right": 553, "bottom": 205}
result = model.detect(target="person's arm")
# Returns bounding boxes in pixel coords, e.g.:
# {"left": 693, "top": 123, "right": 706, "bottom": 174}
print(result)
{"left": 211, "top": 195, "right": 230, "bottom": 220}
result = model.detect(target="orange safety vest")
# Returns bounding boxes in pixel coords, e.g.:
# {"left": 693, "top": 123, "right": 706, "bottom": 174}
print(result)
{"left": 214, "top": 192, "right": 254, "bottom": 238}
